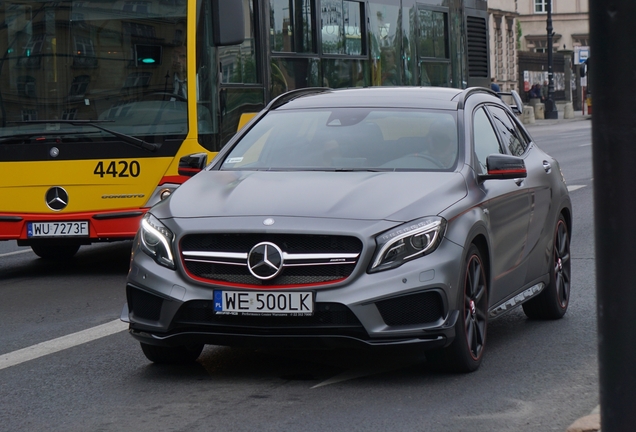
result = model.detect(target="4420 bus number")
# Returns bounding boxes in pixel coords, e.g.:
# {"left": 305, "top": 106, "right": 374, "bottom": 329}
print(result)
{"left": 93, "top": 160, "right": 140, "bottom": 178}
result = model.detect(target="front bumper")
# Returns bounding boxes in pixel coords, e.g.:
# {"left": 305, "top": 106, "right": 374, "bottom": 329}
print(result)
{"left": 0, "top": 209, "right": 145, "bottom": 243}
{"left": 123, "top": 222, "right": 466, "bottom": 350}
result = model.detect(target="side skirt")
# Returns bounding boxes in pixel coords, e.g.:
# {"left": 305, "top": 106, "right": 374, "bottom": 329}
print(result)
{"left": 488, "top": 282, "right": 545, "bottom": 319}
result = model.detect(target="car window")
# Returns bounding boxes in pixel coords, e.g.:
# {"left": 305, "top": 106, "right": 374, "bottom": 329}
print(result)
{"left": 487, "top": 105, "right": 528, "bottom": 156}
{"left": 473, "top": 107, "right": 504, "bottom": 174}
{"left": 220, "top": 108, "right": 459, "bottom": 171}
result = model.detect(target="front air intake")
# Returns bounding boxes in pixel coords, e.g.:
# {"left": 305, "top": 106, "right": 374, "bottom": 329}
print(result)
{"left": 376, "top": 291, "right": 444, "bottom": 326}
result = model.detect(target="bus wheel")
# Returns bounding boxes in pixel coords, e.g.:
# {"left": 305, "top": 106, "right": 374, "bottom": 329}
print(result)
{"left": 31, "top": 244, "right": 81, "bottom": 260}
{"left": 140, "top": 342, "right": 204, "bottom": 364}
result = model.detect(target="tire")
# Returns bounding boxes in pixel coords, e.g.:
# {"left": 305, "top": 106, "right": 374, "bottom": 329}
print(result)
{"left": 31, "top": 243, "right": 80, "bottom": 260}
{"left": 140, "top": 342, "right": 204, "bottom": 364}
{"left": 428, "top": 244, "right": 488, "bottom": 373}
{"left": 523, "top": 214, "right": 571, "bottom": 320}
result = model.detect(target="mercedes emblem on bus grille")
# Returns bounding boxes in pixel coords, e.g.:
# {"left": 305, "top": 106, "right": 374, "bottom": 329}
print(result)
{"left": 45, "top": 187, "right": 69, "bottom": 211}
{"left": 248, "top": 242, "right": 283, "bottom": 280}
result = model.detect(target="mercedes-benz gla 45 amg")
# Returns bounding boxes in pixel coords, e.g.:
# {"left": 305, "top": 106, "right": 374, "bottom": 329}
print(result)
{"left": 122, "top": 87, "right": 572, "bottom": 372}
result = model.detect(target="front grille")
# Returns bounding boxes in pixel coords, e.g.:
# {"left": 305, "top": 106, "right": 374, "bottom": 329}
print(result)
{"left": 128, "top": 286, "right": 163, "bottom": 321}
{"left": 180, "top": 234, "right": 363, "bottom": 287}
{"left": 376, "top": 291, "right": 444, "bottom": 326}
{"left": 173, "top": 300, "right": 367, "bottom": 337}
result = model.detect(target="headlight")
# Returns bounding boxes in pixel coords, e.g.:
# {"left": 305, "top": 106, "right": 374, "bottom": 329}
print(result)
{"left": 140, "top": 213, "right": 175, "bottom": 269}
{"left": 369, "top": 216, "right": 446, "bottom": 273}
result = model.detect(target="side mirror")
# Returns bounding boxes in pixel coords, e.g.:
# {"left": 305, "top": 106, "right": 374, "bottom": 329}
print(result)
{"left": 211, "top": 0, "right": 245, "bottom": 46}
{"left": 178, "top": 153, "right": 208, "bottom": 177}
{"left": 480, "top": 154, "right": 527, "bottom": 181}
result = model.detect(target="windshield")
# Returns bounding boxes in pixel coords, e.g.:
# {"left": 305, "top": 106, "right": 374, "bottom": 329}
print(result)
{"left": 0, "top": 0, "right": 188, "bottom": 140}
{"left": 220, "top": 108, "right": 459, "bottom": 171}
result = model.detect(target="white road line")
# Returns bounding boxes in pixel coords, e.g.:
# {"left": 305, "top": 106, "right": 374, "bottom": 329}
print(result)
{"left": 0, "top": 319, "right": 128, "bottom": 371}
{"left": 567, "top": 185, "right": 586, "bottom": 192}
{"left": 311, "top": 358, "right": 420, "bottom": 389}
{"left": 579, "top": 143, "right": 592, "bottom": 147}
{"left": 0, "top": 249, "right": 32, "bottom": 258}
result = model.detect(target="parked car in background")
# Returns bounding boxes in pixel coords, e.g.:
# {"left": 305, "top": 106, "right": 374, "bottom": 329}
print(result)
{"left": 121, "top": 86, "right": 572, "bottom": 372}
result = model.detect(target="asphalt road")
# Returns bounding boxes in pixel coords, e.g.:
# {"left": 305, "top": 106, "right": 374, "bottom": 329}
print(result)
{"left": 0, "top": 119, "right": 597, "bottom": 432}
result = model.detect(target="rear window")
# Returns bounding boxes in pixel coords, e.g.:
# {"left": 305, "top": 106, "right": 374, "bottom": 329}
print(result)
{"left": 220, "top": 108, "right": 458, "bottom": 171}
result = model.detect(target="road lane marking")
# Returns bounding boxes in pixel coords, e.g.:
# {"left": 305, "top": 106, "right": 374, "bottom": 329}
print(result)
{"left": 0, "top": 249, "right": 32, "bottom": 258}
{"left": 0, "top": 319, "right": 128, "bottom": 371}
{"left": 567, "top": 185, "right": 586, "bottom": 192}
{"left": 579, "top": 143, "right": 592, "bottom": 147}
{"left": 311, "top": 358, "right": 420, "bottom": 388}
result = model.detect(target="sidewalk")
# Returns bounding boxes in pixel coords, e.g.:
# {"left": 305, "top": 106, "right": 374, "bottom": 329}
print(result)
{"left": 522, "top": 106, "right": 592, "bottom": 128}
{"left": 566, "top": 405, "right": 601, "bottom": 432}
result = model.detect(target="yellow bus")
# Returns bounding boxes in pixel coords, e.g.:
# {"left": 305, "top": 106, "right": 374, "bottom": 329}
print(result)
{"left": 0, "top": 0, "right": 489, "bottom": 259}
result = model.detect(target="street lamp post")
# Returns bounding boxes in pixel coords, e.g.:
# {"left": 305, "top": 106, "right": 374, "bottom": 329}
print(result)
{"left": 545, "top": 0, "right": 558, "bottom": 119}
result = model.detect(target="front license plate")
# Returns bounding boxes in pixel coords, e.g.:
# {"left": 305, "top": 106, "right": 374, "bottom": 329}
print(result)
{"left": 27, "top": 221, "right": 89, "bottom": 238}
{"left": 214, "top": 291, "right": 314, "bottom": 316}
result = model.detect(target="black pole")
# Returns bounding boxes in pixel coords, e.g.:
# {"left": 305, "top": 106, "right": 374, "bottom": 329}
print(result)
{"left": 590, "top": 0, "right": 636, "bottom": 430}
{"left": 545, "top": 0, "right": 558, "bottom": 119}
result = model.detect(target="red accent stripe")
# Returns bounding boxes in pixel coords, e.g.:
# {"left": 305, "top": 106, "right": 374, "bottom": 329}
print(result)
{"left": 181, "top": 258, "right": 347, "bottom": 289}
{"left": 489, "top": 169, "right": 526, "bottom": 175}
{"left": 159, "top": 175, "right": 191, "bottom": 185}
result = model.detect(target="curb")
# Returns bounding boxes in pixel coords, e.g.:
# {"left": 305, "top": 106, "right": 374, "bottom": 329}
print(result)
{"left": 566, "top": 406, "right": 601, "bottom": 432}
{"left": 524, "top": 113, "right": 591, "bottom": 128}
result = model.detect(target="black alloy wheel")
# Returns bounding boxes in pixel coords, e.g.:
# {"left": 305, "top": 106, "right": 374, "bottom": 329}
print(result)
{"left": 428, "top": 244, "right": 488, "bottom": 373}
{"left": 523, "top": 214, "right": 571, "bottom": 319}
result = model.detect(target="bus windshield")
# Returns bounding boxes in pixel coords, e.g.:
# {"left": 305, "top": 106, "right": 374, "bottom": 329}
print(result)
{"left": 0, "top": 0, "right": 188, "bottom": 140}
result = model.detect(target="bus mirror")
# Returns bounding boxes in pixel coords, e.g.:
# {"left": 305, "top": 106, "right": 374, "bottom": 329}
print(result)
{"left": 178, "top": 153, "right": 208, "bottom": 177}
{"left": 211, "top": 0, "right": 245, "bottom": 46}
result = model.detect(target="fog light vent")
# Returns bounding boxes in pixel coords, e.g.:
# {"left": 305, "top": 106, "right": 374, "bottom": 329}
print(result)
{"left": 376, "top": 291, "right": 444, "bottom": 326}
{"left": 128, "top": 286, "right": 163, "bottom": 321}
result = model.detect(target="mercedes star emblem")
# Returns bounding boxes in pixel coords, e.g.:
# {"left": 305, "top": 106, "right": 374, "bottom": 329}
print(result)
{"left": 248, "top": 242, "right": 284, "bottom": 280}
{"left": 45, "top": 187, "right": 69, "bottom": 211}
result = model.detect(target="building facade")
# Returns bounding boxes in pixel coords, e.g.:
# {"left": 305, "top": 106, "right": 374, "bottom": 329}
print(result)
{"left": 488, "top": 0, "right": 519, "bottom": 92}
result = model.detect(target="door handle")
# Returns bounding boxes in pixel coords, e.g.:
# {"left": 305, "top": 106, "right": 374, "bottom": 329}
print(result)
{"left": 543, "top": 161, "right": 552, "bottom": 173}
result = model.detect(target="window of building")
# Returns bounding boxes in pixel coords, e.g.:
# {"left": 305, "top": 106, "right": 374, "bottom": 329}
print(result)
{"left": 534, "top": 0, "right": 547, "bottom": 13}
{"left": 73, "top": 36, "right": 97, "bottom": 67}
{"left": 69, "top": 75, "right": 90, "bottom": 97}
{"left": 18, "top": 34, "right": 45, "bottom": 68}
{"left": 17, "top": 76, "right": 36, "bottom": 98}
{"left": 270, "top": 0, "right": 314, "bottom": 53}
{"left": 62, "top": 109, "right": 78, "bottom": 120}
{"left": 320, "top": 0, "right": 364, "bottom": 56}
{"left": 123, "top": 72, "right": 152, "bottom": 88}
{"left": 123, "top": 1, "right": 150, "bottom": 13}
{"left": 21, "top": 109, "right": 38, "bottom": 121}
{"left": 122, "top": 22, "right": 156, "bottom": 38}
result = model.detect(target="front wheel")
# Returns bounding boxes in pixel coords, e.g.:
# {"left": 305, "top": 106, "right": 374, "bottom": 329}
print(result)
{"left": 428, "top": 244, "right": 488, "bottom": 373}
{"left": 522, "top": 214, "right": 571, "bottom": 320}
{"left": 31, "top": 243, "right": 80, "bottom": 260}
{"left": 140, "top": 342, "right": 204, "bottom": 364}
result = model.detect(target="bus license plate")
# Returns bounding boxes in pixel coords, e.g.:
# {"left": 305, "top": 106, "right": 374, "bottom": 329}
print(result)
{"left": 214, "top": 291, "right": 314, "bottom": 316}
{"left": 27, "top": 221, "right": 89, "bottom": 238}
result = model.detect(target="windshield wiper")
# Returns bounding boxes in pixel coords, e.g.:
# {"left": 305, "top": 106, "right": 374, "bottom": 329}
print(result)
{"left": 12, "top": 120, "right": 160, "bottom": 152}
{"left": 0, "top": 131, "right": 92, "bottom": 144}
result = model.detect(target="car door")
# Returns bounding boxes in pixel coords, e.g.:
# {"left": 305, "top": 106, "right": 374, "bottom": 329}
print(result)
{"left": 473, "top": 105, "right": 532, "bottom": 305}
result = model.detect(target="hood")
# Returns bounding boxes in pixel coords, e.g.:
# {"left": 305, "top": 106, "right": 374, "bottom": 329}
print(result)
{"left": 159, "top": 170, "right": 467, "bottom": 222}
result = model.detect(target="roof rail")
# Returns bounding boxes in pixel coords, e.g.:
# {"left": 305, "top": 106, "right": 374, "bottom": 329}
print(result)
{"left": 498, "top": 90, "right": 524, "bottom": 114}
{"left": 453, "top": 87, "right": 524, "bottom": 114}
{"left": 452, "top": 87, "right": 496, "bottom": 109}
{"left": 266, "top": 87, "right": 332, "bottom": 111}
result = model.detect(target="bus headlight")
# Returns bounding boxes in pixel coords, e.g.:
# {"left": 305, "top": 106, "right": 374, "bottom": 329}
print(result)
{"left": 369, "top": 217, "right": 446, "bottom": 273}
{"left": 140, "top": 213, "right": 175, "bottom": 269}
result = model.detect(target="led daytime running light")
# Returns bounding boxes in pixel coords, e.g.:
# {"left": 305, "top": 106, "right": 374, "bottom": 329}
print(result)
{"left": 141, "top": 217, "right": 174, "bottom": 263}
